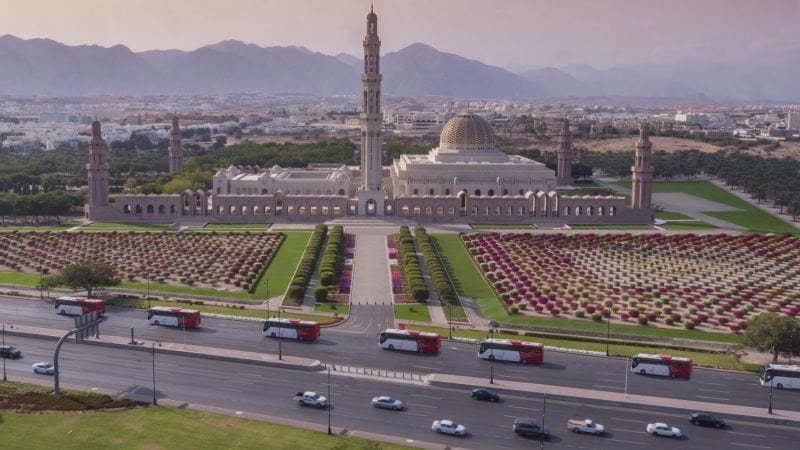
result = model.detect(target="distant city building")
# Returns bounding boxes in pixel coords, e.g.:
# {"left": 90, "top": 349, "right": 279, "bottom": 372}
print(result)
{"left": 787, "top": 111, "right": 800, "bottom": 131}
{"left": 674, "top": 112, "right": 707, "bottom": 128}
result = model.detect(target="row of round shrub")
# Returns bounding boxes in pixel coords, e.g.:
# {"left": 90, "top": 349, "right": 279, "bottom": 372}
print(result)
{"left": 288, "top": 224, "right": 327, "bottom": 302}
{"left": 397, "top": 226, "right": 428, "bottom": 302}
{"left": 319, "top": 226, "right": 345, "bottom": 287}
{"left": 414, "top": 226, "right": 455, "bottom": 301}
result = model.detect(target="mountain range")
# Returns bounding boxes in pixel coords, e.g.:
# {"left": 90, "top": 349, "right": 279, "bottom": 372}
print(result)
{"left": 0, "top": 34, "right": 798, "bottom": 101}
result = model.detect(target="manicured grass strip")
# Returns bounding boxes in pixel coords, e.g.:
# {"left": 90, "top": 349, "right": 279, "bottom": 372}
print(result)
{"left": 0, "top": 404, "right": 411, "bottom": 450}
{"left": 314, "top": 303, "right": 350, "bottom": 315}
{"left": 0, "top": 380, "right": 136, "bottom": 411}
{"left": 204, "top": 223, "right": 269, "bottom": 229}
{"left": 572, "top": 180, "right": 605, "bottom": 188}
{"left": 656, "top": 211, "right": 694, "bottom": 220}
{"left": 409, "top": 325, "right": 748, "bottom": 371}
{"left": 615, "top": 180, "right": 799, "bottom": 234}
{"left": 662, "top": 221, "right": 718, "bottom": 230}
{"left": 108, "top": 297, "right": 330, "bottom": 322}
{"left": 471, "top": 224, "right": 533, "bottom": 229}
{"left": 430, "top": 233, "right": 743, "bottom": 345}
{"left": 394, "top": 304, "right": 432, "bottom": 322}
{"left": 443, "top": 300, "right": 468, "bottom": 322}
{"left": 82, "top": 222, "right": 174, "bottom": 232}
{"left": 0, "top": 220, "right": 82, "bottom": 232}
{"left": 0, "top": 271, "right": 43, "bottom": 286}
{"left": 568, "top": 224, "right": 654, "bottom": 230}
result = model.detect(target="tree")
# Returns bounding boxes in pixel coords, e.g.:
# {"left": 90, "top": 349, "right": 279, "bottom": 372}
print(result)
{"left": 56, "top": 262, "right": 120, "bottom": 298}
{"left": 36, "top": 275, "right": 61, "bottom": 299}
{"left": 744, "top": 312, "right": 800, "bottom": 363}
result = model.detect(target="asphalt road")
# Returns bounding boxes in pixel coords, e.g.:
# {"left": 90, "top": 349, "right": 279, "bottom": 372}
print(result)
{"left": 2, "top": 295, "right": 798, "bottom": 417}
{"left": 2, "top": 335, "right": 797, "bottom": 450}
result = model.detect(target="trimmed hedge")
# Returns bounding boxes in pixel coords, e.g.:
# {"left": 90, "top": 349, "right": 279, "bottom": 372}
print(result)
{"left": 397, "top": 226, "right": 428, "bottom": 302}
{"left": 287, "top": 224, "right": 327, "bottom": 302}
{"left": 414, "top": 226, "right": 457, "bottom": 303}
{"left": 319, "top": 226, "right": 345, "bottom": 286}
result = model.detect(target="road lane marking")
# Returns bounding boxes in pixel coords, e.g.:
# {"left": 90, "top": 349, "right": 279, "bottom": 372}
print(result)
{"left": 608, "top": 438, "right": 649, "bottom": 446}
{"left": 599, "top": 378, "right": 625, "bottom": 383}
{"left": 412, "top": 366, "right": 440, "bottom": 371}
{"left": 593, "top": 384, "right": 624, "bottom": 390}
{"left": 611, "top": 428, "right": 647, "bottom": 434}
{"left": 728, "top": 432, "right": 768, "bottom": 438}
{"left": 217, "top": 387, "right": 242, "bottom": 392}
{"left": 500, "top": 375, "right": 528, "bottom": 380}
{"left": 696, "top": 395, "right": 730, "bottom": 401}
{"left": 611, "top": 418, "right": 649, "bottom": 424}
{"left": 411, "top": 394, "right": 442, "bottom": 400}
{"left": 405, "top": 412, "right": 429, "bottom": 417}
{"left": 508, "top": 406, "right": 539, "bottom": 412}
{"left": 448, "top": 347, "right": 471, "bottom": 351}
{"left": 730, "top": 443, "right": 771, "bottom": 449}
{"left": 407, "top": 403, "right": 437, "bottom": 409}
{"left": 697, "top": 381, "right": 728, "bottom": 387}
{"left": 698, "top": 388, "right": 730, "bottom": 393}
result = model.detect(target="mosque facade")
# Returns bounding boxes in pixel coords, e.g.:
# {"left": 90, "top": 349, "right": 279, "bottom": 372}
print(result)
{"left": 85, "top": 7, "right": 653, "bottom": 226}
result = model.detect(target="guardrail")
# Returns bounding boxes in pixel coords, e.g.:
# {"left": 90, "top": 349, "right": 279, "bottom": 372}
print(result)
{"left": 326, "top": 363, "right": 425, "bottom": 382}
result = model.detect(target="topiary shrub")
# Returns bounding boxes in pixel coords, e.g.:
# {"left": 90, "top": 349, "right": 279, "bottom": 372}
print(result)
{"left": 288, "top": 285, "right": 306, "bottom": 301}
{"left": 313, "top": 285, "right": 329, "bottom": 303}
{"left": 683, "top": 320, "right": 695, "bottom": 330}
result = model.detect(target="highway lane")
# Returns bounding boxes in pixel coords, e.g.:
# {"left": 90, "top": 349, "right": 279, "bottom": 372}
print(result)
{"left": 2, "top": 335, "right": 797, "bottom": 450}
{"left": 2, "top": 295, "right": 798, "bottom": 415}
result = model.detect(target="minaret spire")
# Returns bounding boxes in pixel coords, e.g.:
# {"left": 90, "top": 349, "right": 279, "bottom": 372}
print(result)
{"left": 631, "top": 119, "right": 654, "bottom": 210}
{"left": 168, "top": 115, "right": 184, "bottom": 173}
{"left": 556, "top": 117, "right": 573, "bottom": 186}
{"left": 360, "top": 5, "right": 382, "bottom": 192}
{"left": 86, "top": 120, "right": 109, "bottom": 210}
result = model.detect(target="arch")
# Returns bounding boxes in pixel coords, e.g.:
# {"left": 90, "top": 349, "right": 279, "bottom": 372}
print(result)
{"left": 598, "top": 206, "right": 605, "bottom": 216}
{"left": 413, "top": 207, "right": 421, "bottom": 217}
{"left": 506, "top": 206, "right": 512, "bottom": 216}
{"left": 575, "top": 206, "right": 582, "bottom": 216}
{"left": 298, "top": 206, "right": 306, "bottom": 215}
{"left": 218, "top": 205, "right": 224, "bottom": 215}
{"left": 254, "top": 205, "right": 261, "bottom": 215}
{"left": 413, "top": 188, "right": 419, "bottom": 195}
{"left": 519, "top": 189, "right": 524, "bottom": 195}
{"left": 135, "top": 204, "right": 142, "bottom": 214}
{"left": 564, "top": 206, "right": 571, "bottom": 216}
{"left": 474, "top": 189, "right": 481, "bottom": 196}
{"left": 502, "top": 189, "right": 508, "bottom": 196}
{"left": 458, "top": 190, "right": 468, "bottom": 210}
{"left": 217, "top": 187, "right": 222, "bottom": 195}
{"left": 609, "top": 206, "right": 617, "bottom": 216}
{"left": 158, "top": 204, "right": 166, "bottom": 214}
{"left": 262, "top": 189, "right": 268, "bottom": 194}
{"left": 338, "top": 189, "right": 345, "bottom": 196}
{"left": 146, "top": 204, "right": 154, "bottom": 214}
{"left": 123, "top": 204, "right": 131, "bottom": 214}
{"left": 366, "top": 199, "right": 376, "bottom": 216}
{"left": 229, "top": 205, "right": 237, "bottom": 215}
{"left": 242, "top": 205, "right": 250, "bottom": 215}
{"left": 429, "top": 188, "right": 435, "bottom": 195}
{"left": 587, "top": 206, "right": 594, "bottom": 216}
{"left": 171, "top": 204, "right": 177, "bottom": 214}
{"left": 401, "top": 205, "right": 410, "bottom": 217}
{"left": 425, "top": 206, "right": 433, "bottom": 216}
{"left": 488, "top": 189, "right": 495, "bottom": 197}
{"left": 483, "top": 206, "right": 490, "bottom": 216}
{"left": 445, "top": 188, "right": 451, "bottom": 196}
{"left": 494, "top": 206, "right": 501, "bottom": 216}
{"left": 518, "top": 206, "right": 525, "bottom": 215}
{"left": 435, "top": 206, "right": 444, "bottom": 216}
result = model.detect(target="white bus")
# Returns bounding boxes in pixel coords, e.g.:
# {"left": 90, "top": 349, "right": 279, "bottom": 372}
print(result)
{"left": 378, "top": 329, "right": 441, "bottom": 353}
{"left": 54, "top": 296, "right": 106, "bottom": 316}
{"left": 630, "top": 353, "right": 692, "bottom": 379}
{"left": 147, "top": 307, "right": 201, "bottom": 328}
{"left": 477, "top": 338, "right": 544, "bottom": 364}
{"left": 760, "top": 364, "right": 800, "bottom": 390}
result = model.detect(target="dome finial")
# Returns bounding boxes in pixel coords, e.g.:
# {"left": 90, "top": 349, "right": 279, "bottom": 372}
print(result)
{"left": 371, "top": 1, "right": 373, "bottom": 13}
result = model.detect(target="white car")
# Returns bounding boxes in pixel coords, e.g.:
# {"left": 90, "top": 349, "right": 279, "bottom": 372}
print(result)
{"left": 646, "top": 422, "right": 682, "bottom": 438}
{"left": 32, "top": 362, "right": 55, "bottom": 375}
{"left": 371, "top": 396, "right": 404, "bottom": 411}
{"left": 432, "top": 419, "right": 467, "bottom": 437}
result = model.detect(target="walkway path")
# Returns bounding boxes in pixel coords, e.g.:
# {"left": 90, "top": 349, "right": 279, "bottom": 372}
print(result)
{"left": 708, "top": 178, "right": 800, "bottom": 231}
{"left": 341, "top": 228, "right": 395, "bottom": 334}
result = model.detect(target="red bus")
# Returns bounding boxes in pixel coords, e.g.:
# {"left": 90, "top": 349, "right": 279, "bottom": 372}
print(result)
{"left": 262, "top": 318, "right": 321, "bottom": 341}
{"left": 478, "top": 338, "right": 544, "bottom": 364}
{"left": 147, "top": 306, "right": 202, "bottom": 328}
{"left": 54, "top": 296, "right": 106, "bottom": 316}
{"left": 631, "top": 353, "right": 692, "bottom": 379}
{"left": 378, "top": 328, "right": 441, "bottom": 353}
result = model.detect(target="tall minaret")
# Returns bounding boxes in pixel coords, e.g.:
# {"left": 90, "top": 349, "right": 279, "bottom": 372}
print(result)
{"left": 359, "top": 5, "right": 382, "bottom": 192}
{"left": 556, "top": 118, "right": 572, "bottom": 186}
{"left": 168, "top": 115, "right": 184, "bottom": 173}
{"left": 631, "top": 120, "right": 653, "bottom": 210}
{"left": 86, "top": 120, "right": 109, "bottom": 208}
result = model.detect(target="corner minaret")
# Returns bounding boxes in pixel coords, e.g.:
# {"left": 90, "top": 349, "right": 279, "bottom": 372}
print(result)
{"left": 556, "top": 118, "right": 573, "bottom": 186}
{"left": 360, "top": 4, "right": 382, "bottom": 192}
{"left": 168, "top": 115, "right": 184, "bottom": 173}
{"left": 631, "top": 120, "right": 653, "bottom": 210}
{"left": 86, "top": 120, "right": 109, "bottom": 209}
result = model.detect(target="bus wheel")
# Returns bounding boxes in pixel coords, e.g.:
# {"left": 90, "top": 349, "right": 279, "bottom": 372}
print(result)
{"left": 388, "top": 345, "right": 395, "bottom": 351}
{"left": 59, "top": 310, "right": 67, "bottom": 315}
{"left": 639, "top": 369, "right": 646, "bottom": 375}
{"left": 271, "top": 332, "right": 277, "bottom": 338}
{"left": 521, "top": 358, "right": 528, "bottom": 364}
{"left": 297, "top": 335, "right": 304, "bottom": 341}
{"left": 777, "top": 383, "right": 784, "bottom": 390}
{"left": 489, "top": 355, "right": 495, "bottom": 361}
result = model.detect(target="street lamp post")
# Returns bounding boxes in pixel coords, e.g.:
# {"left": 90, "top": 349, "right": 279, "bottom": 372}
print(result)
{"left": 152, "top": 341, "right": 157, "bottom": 405}
{"left": 448, "top": 301, "right": 453, "bottom": 340}
{"left": 768, "top": 376, "right": 774, "bottom": 414}
{"left": 624, "top": 356, "right": 629, "bottom": 399}
{"left": 790, "top": 323, "right": 796, "bottom": 365}
{"left": 489, "top": 327, "right": 495, "bottom": 384}
{"left": 3, "top": 323, "right": 7, "bottom": 381}
{"left": 39, "top": 265, "right": 44, "bottom": 300}
{"left": 606, "top": 316, "right": 611, "bottom": 357}
{"left": 327, "top": 365, "right": 332, "bottom": 435}
{"left": 278, "top": 307, "right": 283, "bottom": 360}
{"left": 540, "top": 394, "right": 547, "bottom": 449}
{"left": 146, "top": 271, "right": 151, "bottom": 309}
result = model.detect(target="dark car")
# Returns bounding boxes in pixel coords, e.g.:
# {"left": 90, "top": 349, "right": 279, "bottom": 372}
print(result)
{"left": 0, "top": 345, "right": 21, "bottom": 359}
{"left": 689, "top": 413, "right": 725, "bottom": 428}
{"left": 471, "top": 388, "right": 500, "bottom": 402}
{"left": 513, "top": 418, "right": 550, "bottom": 438}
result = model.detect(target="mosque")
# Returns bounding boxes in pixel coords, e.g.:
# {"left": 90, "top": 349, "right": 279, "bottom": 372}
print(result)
{"left": 85, "top": 7, "right": 653, "bottom": 225}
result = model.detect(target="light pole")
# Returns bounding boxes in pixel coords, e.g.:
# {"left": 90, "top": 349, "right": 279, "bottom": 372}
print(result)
{"left": 790, "top": 322, "right": 796, "bottom": 365}
{"left": 606, "top": 316, "right": 611, "bottom": 357}
{"left": 2, "top": 323, "right": 7, "bottom": 381}
{"left": 327, "top": 365, "right": 332, "bottom": 435}
{"left": 489, "top": 327, "right": 495, "bottom": 384}
{"left": 448, "top": 301, "right": 453, "bottom": 340}
{"left": 152, "top": 341, "right": 157, "bottom": 405}
{"left": 540, "top": 394, "right": 547, "bottom": 449}
{"left": 39, "top": 264, "right": 44, "bottom": 300}
{"left": 768, "top": 346, "right": 774, "bottom": 414}
{"left": 624, "top": 356, "right": 629, "bottom": 399}
{"left": 278, "top": 307, "right": 283, "bottom": 360}
{"left": 146, "top": 271, "right": 151, "bottom": 309}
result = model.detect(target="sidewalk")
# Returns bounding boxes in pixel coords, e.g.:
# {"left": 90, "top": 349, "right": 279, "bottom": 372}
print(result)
{"left": 427, "top": 373, "right": 800, "bottom": 426}
{"left": 5, "top": 323, "right": 321, "bottom": 371}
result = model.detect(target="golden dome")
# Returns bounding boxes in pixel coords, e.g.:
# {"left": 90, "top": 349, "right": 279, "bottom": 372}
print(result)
{"left": 439, "top": 112, "right": 496, "bottom": 152}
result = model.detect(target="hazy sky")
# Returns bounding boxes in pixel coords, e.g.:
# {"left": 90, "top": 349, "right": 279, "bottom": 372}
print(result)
{"left": 1, "top": 0, "right": 798, "bottom": 69}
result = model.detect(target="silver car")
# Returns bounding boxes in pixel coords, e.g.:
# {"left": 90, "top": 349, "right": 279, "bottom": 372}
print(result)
{"left": 646, "top": 422, "right": 682, "bottom": 438}
{"left": 371, "top": 395, "right": 404, "bottom": 411}
{"left": 432, "top": 419, "right": 467, "bottom": 437}
{"left": 32, "top": 362, "right": 55, "bottom": 375}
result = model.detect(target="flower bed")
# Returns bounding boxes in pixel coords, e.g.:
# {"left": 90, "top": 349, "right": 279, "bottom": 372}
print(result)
{"left": 0, "top": 230, "right": 284, "bottom": 292}
{"left": 461, "top": 232, "right": 800, "bottom": 333}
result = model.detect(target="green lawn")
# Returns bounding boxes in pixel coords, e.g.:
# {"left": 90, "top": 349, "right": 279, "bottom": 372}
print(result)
{"left": 1, "top": 404, "right": 409, "bottom": 450}
{"left": 443, "top": 300, "right": 469, "bottom": 322}
{"left": 0, "top": 271, "right": 44, "bottom": 286}
{"left": 185, "top": 224, "right": 271, "bottom": 233}
{"left": 662, "top": 221, "right": 718, "bottom": 230}
{"left": 394, "top": 304, "right": 432, "bottom": 322}
{"left": 471, "top": 224, "right": 533, "bottom": 229}
{"left": 615, "top": 180, "right": 799, "bottom": 234}
{"left": 572, "top": 180, "right": 605, "bottom": 188}
{"left": 109, "top": 296, "right": 331, "bottom": 322}
{"left": 0, "top": 220, "right": 82, "bottom": 232}
{"left": 409, "top": 325, "right": 748, "bottom": 371}
{"left": 656, "top": 211, "right": 694, "bottom": 220}
{"left": 314, "top": 303, "right": 350, "bottom": 315}
{"left": 430, "top": 233, "right": 744, "bottom": 345}
{"left": 568, "top": 224, "right": 654, "bottom": 230}
{"left": 82, "top": 222, "right": 175, "bottom": 232}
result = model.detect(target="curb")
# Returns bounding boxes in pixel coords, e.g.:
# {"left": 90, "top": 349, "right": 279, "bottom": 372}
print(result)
{"left": 425, "top": 375, "right": 800, "bottom": 428}
{"left": 3, "top": 327, "right": 322, "bottom": 372}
